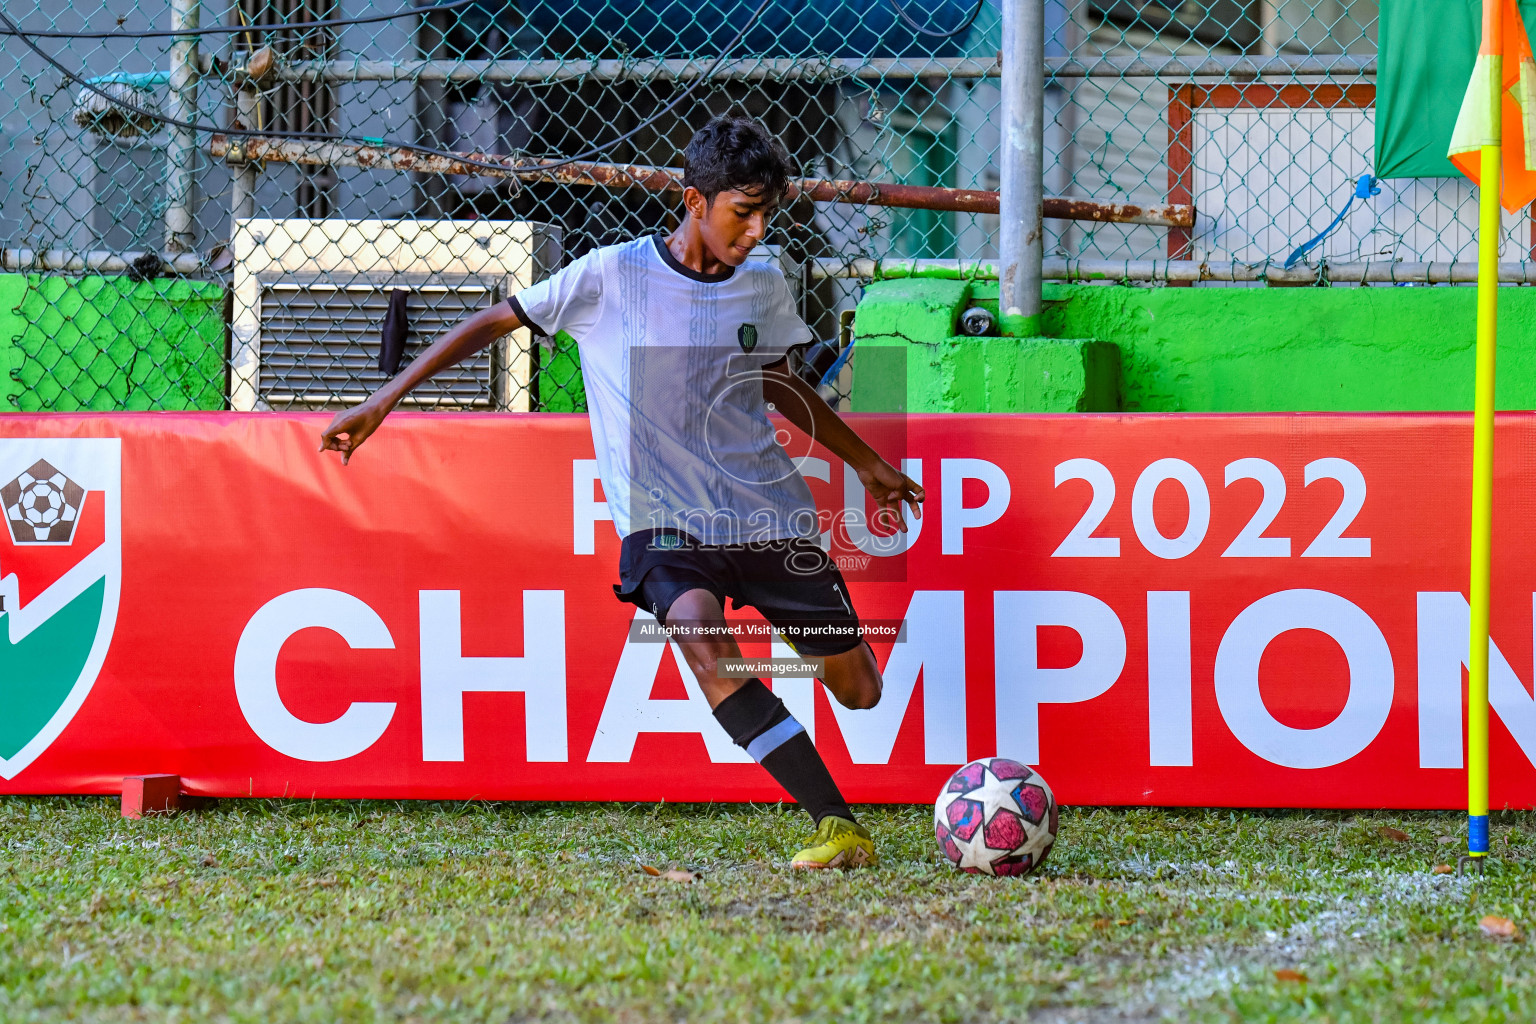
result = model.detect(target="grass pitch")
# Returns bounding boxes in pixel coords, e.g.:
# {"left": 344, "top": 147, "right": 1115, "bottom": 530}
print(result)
{"left": 1, "top": 798, "right": 1533, "bottom": 1022}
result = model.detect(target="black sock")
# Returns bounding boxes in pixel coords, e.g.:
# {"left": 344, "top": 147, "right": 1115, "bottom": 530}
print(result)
{"left": 712, "top": 678, "right": 854, "bottom": 825}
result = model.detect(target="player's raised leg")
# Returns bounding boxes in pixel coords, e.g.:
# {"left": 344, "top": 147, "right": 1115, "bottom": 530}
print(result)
{"left": 664, "top": 587, "right": 875, "bottom": 869}
{"left": 819, "top": 641, "right": 882, "bottom": 711}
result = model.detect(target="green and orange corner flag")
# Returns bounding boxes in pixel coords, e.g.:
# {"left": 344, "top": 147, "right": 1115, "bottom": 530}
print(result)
{"left": 1449, "top": 0, "right": 1536, "bottom": 210}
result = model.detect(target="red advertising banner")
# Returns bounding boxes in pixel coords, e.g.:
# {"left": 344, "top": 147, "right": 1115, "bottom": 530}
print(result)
{"left": 0, "top": 411, "right": 1532, "bottom": 809}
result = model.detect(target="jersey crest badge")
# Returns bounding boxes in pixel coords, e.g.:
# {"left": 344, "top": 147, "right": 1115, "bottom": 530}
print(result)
{"left": 737, "top": 323, "right": 759, "bottom": 353}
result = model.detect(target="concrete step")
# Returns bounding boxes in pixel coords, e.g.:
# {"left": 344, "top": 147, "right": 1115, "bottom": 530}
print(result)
{"left": 850, "top": 333, "right": 1121, "bottom": 413}
{"left": 849, "top": 277, "right": 1121, "bottom": 412}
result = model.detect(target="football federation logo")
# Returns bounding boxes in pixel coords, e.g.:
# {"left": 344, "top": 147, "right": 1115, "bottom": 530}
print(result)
{"left": 0, "top": 440, "right": 121, "bottom": 779}
{"left": 737, "top": 323, "right": 758, "bottom": 353}
{"left": 3, "top": 461, "right": 86, "bottom": 543}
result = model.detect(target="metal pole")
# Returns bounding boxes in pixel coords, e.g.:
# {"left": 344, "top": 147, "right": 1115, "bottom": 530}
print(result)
{"left": 271, "top": 53, "right": 1376, "bottom": 84}
{"left": 808, "top": 256, "right": 1536, "bottom": 283}
{"left": 1465, "top": 37, "right": 1504, "bottom": 874}
{"left": 231, "top": 86, "right": 260, "bottom": 221}
{"left": 206, "top": 134, "right": 1195, "bottom": 225}
{"left": 1001, "top": 0, "right": 1045, "bottom": 335}
{"left": 165, "top": 0, "right": 201, "bottom": 254}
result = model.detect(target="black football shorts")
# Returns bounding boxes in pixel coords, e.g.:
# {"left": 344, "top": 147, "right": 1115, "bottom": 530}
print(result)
{"left": 613, "top": 528, "right": 863, "bottom": 657}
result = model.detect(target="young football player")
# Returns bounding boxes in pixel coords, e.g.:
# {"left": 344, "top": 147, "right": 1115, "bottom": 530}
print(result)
{"left": 320, "top": 114, "right": 924, "bottom": 869}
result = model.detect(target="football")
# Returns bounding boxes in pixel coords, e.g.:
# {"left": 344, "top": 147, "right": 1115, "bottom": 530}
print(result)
{"left": 934, "top": 757, "right": 1058, "bottom": 877}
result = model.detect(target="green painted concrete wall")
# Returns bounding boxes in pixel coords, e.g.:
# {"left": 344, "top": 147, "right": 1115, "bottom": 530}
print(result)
{"left": 1041, "top": 283, "right": 1536, "bottom": 412}
{"left": 852, "top": 277, "right": 1536, "bottom": 412}
{"left": 536, "top": 331, "right": 586, "bottom": 412}
{"left": 0, "top": 274, "right": 225, "bottom": 411}
{"left": 0, "top": 275, "right": 24, "bottom": 411}
{"left": 6, "top": 272, "right": 1515, "bottom": 417}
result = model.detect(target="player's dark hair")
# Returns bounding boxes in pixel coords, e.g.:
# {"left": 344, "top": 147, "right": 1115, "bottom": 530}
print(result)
{"left": 681, "top": 115, "right": 795, "bottom": 205}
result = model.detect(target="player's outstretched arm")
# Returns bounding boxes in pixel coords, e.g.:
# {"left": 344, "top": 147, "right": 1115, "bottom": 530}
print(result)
{"left": 319, "top": 302, "right": 523, "bottom": 465}
{"left": 761, "top": 358, "right": 925, "bottom": 531}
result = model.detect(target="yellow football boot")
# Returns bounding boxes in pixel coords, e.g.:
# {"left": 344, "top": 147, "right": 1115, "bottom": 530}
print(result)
{"left": 790, "top": 815, "right": 876, "bottom": 870}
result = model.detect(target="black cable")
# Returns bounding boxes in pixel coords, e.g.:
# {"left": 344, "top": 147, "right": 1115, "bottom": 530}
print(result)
{"left": 887, "top": 0, "right": 988, "bottom": 40}
{"left": 0, "top": 0, "right": 476, "bottom": 40}
{"left": 0, "top": 0, "right": 772, "bottom": 179}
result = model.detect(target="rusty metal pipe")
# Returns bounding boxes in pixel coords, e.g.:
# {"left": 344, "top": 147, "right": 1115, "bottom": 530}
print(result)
{"left": 209, "top": 135, "right": 1195, "bottom": 228}
{"left": 809, "top": 257, "right": 1522, "bottom": 285}
{"left": 269, "top": 53, "right": 1374, "bottom": 85}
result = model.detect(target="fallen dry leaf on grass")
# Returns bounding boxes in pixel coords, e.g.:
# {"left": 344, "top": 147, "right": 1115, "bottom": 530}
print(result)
{"left": 1433, "top": 864, "right": 1455, "bottom": 875}
{"left": 1273, "top": 969, "right": 1308, "bottom": 983}
{"left": 640, "top": 864, "right": 661, "bottom": 876}
{"left": 1480, "top": 916, "right": 1521, "bottom": 939}
{"left": 661, "top": 870, "right": 697, "bottom": 883}
{"left": 1377, "top": 826, "right": 1410, "bottom": 842}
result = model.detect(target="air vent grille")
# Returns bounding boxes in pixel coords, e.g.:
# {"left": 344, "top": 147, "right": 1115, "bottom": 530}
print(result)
{"left": 258, "top": 283, "right": 499, "bottom": 409}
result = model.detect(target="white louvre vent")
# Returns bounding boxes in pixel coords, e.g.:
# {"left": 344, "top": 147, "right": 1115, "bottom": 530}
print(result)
{"left": 256, "top": 281, "right": 499, "bottom": 409}
{"left": 230, "top": 218, "right": 561, "bottom": 412}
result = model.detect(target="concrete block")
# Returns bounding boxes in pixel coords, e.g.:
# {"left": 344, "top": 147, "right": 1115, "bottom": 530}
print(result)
{"left": 122, "top": 774, "right": 181, "bottom": 818}
{"left": 852, "top": 335, "right": 1121, "bottom": 413}
{"left": 851, "top": 278, "right": 970, "bottom": 342}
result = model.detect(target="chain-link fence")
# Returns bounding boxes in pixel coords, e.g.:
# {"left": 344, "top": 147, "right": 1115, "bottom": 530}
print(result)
{"left": 0, "top": 0, "right": 1506, "bottom": 412}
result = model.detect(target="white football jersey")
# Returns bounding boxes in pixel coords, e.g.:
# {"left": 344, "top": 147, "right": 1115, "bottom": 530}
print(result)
{"left": 512, "top": 235, "right": 818, "bottom": 544}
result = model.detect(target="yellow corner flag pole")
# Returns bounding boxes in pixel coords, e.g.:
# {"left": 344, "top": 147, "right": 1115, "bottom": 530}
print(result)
{"left": 1466, "top": 34, "right": 1501, "bottom": 872}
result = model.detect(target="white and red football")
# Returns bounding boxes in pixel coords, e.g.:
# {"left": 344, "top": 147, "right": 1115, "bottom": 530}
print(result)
{"left": 934, "top": 757, "right": 1058, "bottom": 877}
